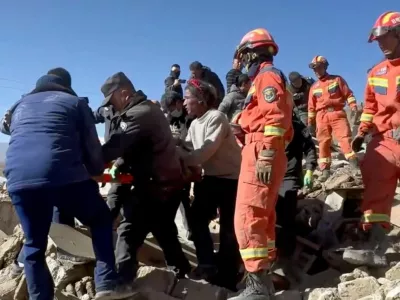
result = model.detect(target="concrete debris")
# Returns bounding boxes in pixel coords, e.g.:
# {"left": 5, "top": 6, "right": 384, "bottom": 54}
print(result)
{"left": 303, "top": 288, "right": 340, "bottom": 300}
{"left": 385, "top": 262, "right": 400, "bottom": 281}
{"left": 338, "top": 277, "right": 380, "bottom": 300}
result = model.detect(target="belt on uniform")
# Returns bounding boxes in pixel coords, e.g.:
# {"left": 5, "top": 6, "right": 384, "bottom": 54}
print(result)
{"left": 319, "top": 106, "right": 342, "bottom": 113}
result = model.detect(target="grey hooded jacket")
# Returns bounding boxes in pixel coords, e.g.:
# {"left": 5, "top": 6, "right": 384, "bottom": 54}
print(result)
{"left": 217, "top": 84, "right": 246, "bottom": 121}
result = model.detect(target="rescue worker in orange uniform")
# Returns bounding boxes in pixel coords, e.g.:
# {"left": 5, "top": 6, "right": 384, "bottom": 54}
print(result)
{"left": 345, "top": 11, "right": 400, "bottom": 268}
{"left": 229, "top": 28, "right": 293, "bottom": 300}
{"left": 308, "top": 56, "right": 358, "bottom": 181}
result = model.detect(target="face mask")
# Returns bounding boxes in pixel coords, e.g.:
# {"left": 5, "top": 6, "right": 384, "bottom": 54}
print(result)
{"left": 170, "top": 109, "right": 183, "bottom": 118}
{"left": 174, "top": 70, "right": 181, "bottom": 77}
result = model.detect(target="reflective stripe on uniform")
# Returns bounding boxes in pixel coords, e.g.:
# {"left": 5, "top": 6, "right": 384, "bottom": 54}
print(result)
{"left": 345, "top": 151, "right": 356, "bottom": 159}
{"left": 318, "top": 157, "right": 331, "bottom": 164}
{"left": 396, "top": 76, "right": 400, "bottom": 92}
{"left": 264, "top": 125, "right": 285, "bottom": 137}
{"left": 312, "top": 88, "right": 323, "bottom": 96}
{"left": 361, "top": 213, "right": 390, "bottom": 223}
{"left": 368, "top": 77, "right": 389, "bottom": 87}
{"left": 239, "top": 241, "right": 275, "bottom": 260}
{"left": 347, "top": 96, "right": 356, "bottom": 104}
{"left": 360, "top": 113, "right": 373, "bottom": 122}
{"left": 308, "top": 112, "right": 316, "bottom": 118}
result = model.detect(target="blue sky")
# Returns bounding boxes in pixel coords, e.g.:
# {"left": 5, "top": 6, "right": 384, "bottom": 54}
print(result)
{"left": 0, "top": 1, "right": 396, "bottom": 142}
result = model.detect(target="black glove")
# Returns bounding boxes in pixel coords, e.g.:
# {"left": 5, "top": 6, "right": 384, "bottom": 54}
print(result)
{"left": 351, "top": 135, "right": 364, "bottom": 152}
{"left": 308, "top": 124, "right": 316, "bottom": 137}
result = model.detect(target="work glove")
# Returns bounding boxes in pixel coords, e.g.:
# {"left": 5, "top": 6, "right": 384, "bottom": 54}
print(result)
{"left": 308, "top": 124, "right": 316, "bottom": 137}
{"left": 303, "top": 170, "right": 313, "bottom": 188}
{"left": 351, "top": 135, "right": 364, "bottom": 152}
{"left": 392, "top": 127, "right": 400, "bottom": 142}
{"left": 109, "top": 164, "right": 120, "bottom": 180}
{"left": 350, "top": 106, "right": 358, "bottom": 118}
{"left": 255, "top": 149, "right": 275, "bottom": 185}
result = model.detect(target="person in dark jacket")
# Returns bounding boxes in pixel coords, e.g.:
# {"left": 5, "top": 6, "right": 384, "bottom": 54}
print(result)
{"left": 2, "top": 74, "right": 134, "bottom": 300}
{"left": 164, "top": 64, "right": 184, "bottom": 97}
{"left": 189, "top": 61, "right": 225, "bottom": 107}
{"left": 275, "top": 113, "right": 317, "bottom": 265}
{"left": 99, "top": 72, "right": 191, "bottom": 284}
{"left": 218, "top": 74, "right": 251, "bottom": 121}
{"left": 225, "top": 58, "right": 242, "bottom": 93}
{"left": 288, "top": 72, "right": 315, "bottom": 126}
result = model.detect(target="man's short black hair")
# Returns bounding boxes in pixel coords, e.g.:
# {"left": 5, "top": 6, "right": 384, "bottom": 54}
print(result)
{"left": 189, "top": 61, "right": 203, "bottom": 71}
{"left": 236, "top": 74, "right": 251, "bottom": 87}
{"left": 171, "top": 64, "right": 180, "bottom": 69}
{"left": 288, "top": 71, "right": 301, "bottom": 83}
{"left": 47, "top": 67, "right": 72, "bottom": 88}
{"left": 160, "top": 91, "right": 183, "bottom": 112}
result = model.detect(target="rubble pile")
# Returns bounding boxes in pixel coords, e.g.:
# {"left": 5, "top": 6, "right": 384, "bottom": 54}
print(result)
{"left": 0, "top": 169, "right": 399, "bottom": 299}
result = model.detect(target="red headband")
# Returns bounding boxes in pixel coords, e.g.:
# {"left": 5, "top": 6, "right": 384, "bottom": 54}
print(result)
{"left": 187, "top": 79, "right": 203, "bottom": 94}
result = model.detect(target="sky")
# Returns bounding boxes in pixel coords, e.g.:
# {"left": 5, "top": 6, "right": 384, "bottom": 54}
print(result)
{"left": 0, "top": 0, "right": 397, "bottom": 142}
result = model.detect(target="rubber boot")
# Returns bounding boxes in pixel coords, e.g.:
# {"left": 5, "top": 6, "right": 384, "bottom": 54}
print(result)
{"left": 228, "top": 270, "right": 275, "bottom": 300}
{"left": 348, "top": 157, "right": 359, "bottom": 169}
{"left": 343, "top": 224, "right": 389, "bottom": 267}
{"left": 319, "top": 169, "right": 330, "bottom": 182}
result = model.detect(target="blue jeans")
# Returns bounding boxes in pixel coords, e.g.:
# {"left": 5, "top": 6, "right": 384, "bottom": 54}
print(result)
{"left": 17, "top": 206, "right": 75, "bottom": 265}
{"left": 10, "top": 180, "right": 117, "bottom": 300}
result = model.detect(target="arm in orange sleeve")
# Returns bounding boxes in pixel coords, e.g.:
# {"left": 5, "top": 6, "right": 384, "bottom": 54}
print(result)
{"left": 338, "top": 76, "right": 357, "bottom": 109}
{"left": 255, "top": 71, "right": 290, "bottom": 147}
{"left": 358, "top": 77, "right": 377, "bottom": 136}
{"left": 308, "top": 86, "right": 316, "bottom": 124}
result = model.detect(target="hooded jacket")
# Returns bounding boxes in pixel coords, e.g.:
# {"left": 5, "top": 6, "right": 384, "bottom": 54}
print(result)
{"left": 199, "top": 67, "right": 225, "bottom": 105}
{"left": 218, "top": 84, "right": 246, "bottom": 121}
{"left": 3, "top": 75, "right": 103, "bottom": 192}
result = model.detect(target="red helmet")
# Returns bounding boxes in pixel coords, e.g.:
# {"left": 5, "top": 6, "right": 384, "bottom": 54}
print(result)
{"left": 369, "top": 11, "right": 400, "bottom": 42}
{"left": 235, "top": 28, "right": 279, "bottom": 59}
{"left": 309, "top": 55, "right": 329, "bottom": 69}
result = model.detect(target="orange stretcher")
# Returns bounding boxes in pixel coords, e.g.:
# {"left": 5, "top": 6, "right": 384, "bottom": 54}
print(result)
{"left": 95, "top": 173, "right": 134, "bottom": 184}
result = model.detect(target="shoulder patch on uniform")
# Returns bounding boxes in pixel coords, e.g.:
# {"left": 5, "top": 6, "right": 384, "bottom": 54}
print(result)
{"left": 120, "top": 121, "right": 127, "bottom": 131}
{"left": 374, "top": 66, "right": 387, "bottom": 76}
{"left": 262, "top": 87, "right": 277, "bottom": 103}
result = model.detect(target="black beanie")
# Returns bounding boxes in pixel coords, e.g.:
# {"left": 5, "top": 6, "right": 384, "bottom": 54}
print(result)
{"left": 47, "top": 67, "right": 72, "bottom": 88}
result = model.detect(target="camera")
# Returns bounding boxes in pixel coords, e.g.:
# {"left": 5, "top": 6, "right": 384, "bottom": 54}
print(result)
{"left": 178, "top": 79, "right": 186, "bottom": 84}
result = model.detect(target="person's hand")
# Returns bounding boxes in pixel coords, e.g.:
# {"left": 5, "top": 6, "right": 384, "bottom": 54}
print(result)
{"left": 109, "top": 164, "right": 120, "bottom": 180}
{"left": 350, "top": 106, "right": 358, "bottom": 118}
{"left": 308, "top": 124, "right": 316, "bottom": 137}
{"left": 255, "top": 149, "right": 275, "bottom": 185}
{"left": 392, "top": 128, "right": 400, "bottom": 142}
{"left": 351, "top": 135, "right": 364, "bottom": 152}
{"left": 3, "top": 110, "right": 11, "bottom": 126}
{"left": 303, "top": 170, "right": 313, "bottom": 188}
{"left": 173, "top": 79, "right": 181, "bottom": 87}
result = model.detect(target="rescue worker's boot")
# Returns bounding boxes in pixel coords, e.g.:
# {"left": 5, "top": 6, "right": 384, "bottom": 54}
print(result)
{"left": 342, "top": 224, "right": 390, "bottom": 268}
{"left": 228, "top": 270, "right": 275, "bottom": 300}
{"left": 319, "top": 169, "right": 330, "bottom": 182}
{"left": 348, "top": 156, "right": 359, "bottom": 169}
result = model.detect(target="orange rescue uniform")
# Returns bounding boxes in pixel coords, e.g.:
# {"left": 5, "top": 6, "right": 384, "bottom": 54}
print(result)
{"left": 235, "top": 62, "right": 293, "bottom": 272}
{"left": 308, "top": 75, "right": 357, "bottom": 169}
{"left": 357, "top": 58, "right": 400, "bottom": 228}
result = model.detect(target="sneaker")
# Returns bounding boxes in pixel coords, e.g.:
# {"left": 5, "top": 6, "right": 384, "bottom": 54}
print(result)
{"left": 94, "top": 284, "right": 138, "bottom": 300}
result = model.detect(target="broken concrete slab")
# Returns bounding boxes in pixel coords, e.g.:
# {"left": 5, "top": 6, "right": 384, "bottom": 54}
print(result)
{"left": 48, "top": 223, "right": 95, "bottom": 261}
{"left": 274, "top": 290, "right": 302, "bottom": 300}
{"left": 339, "top": 267, "right": 370, "bottom": 283}
{"left": 171, "top": 278, "right": 228, "bottom": 300}
{"left": 135, "top": 266, "right": 176, "bottom": 295}
{"left": 0, "top": 270, "right": 22, "bottom": 300}
{"left": 0, "top": 199, "right": 19, "bottom": 236}
{"left": 385, "top": 262, "right": 400, "bottom": 281}
{"left": 338, "top": 277, "right": 380, "bottom": 300}
{"left": 386, "top": 286, "right": 400, "bottom": 300}
{"left": 0, "top": 230, "right": 23, "bottom": 269}
{"left": 303, "top": 287, "right": 340, "bottom": 300}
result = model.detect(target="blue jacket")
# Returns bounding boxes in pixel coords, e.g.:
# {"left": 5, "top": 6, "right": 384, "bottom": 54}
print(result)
{"left": 2, "top": 90, "right": 104, "bottom": 192}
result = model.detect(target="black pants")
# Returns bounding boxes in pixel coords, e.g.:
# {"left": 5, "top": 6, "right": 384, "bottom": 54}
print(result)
{"left": 115, "top": 186, "right": 190, "bottom": 283}
{"left": 191, "top": 176, "right": 241, "bottom": 282}
{"left": 275, "top": 178, "right": 299, "bottom": 257}
{"left": 107, "top": 183, "right": 132, "bottom": 220}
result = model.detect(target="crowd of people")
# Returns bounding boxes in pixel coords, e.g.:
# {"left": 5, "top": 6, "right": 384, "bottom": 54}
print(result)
{"left": 0, "top": 10, "right": 399, "bottom": 300}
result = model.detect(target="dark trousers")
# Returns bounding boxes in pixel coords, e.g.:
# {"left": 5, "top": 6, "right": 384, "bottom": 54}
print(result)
{"left": 191, "top": 176, "right": 241, "bottom": 282}
{"left": 275, "top": 178, "right": 299, "bottom": 257}
{"left": 115, "top": 186, "right": 190, "bottom": 283}
{"left": 107, "top": 183, "right": 132, "bottom": 220}
{"left": 17, "top": 207, "right": 75, "bottom": 264}
{"left": 9, "top": 180, "right": 117, "bottom": 300}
